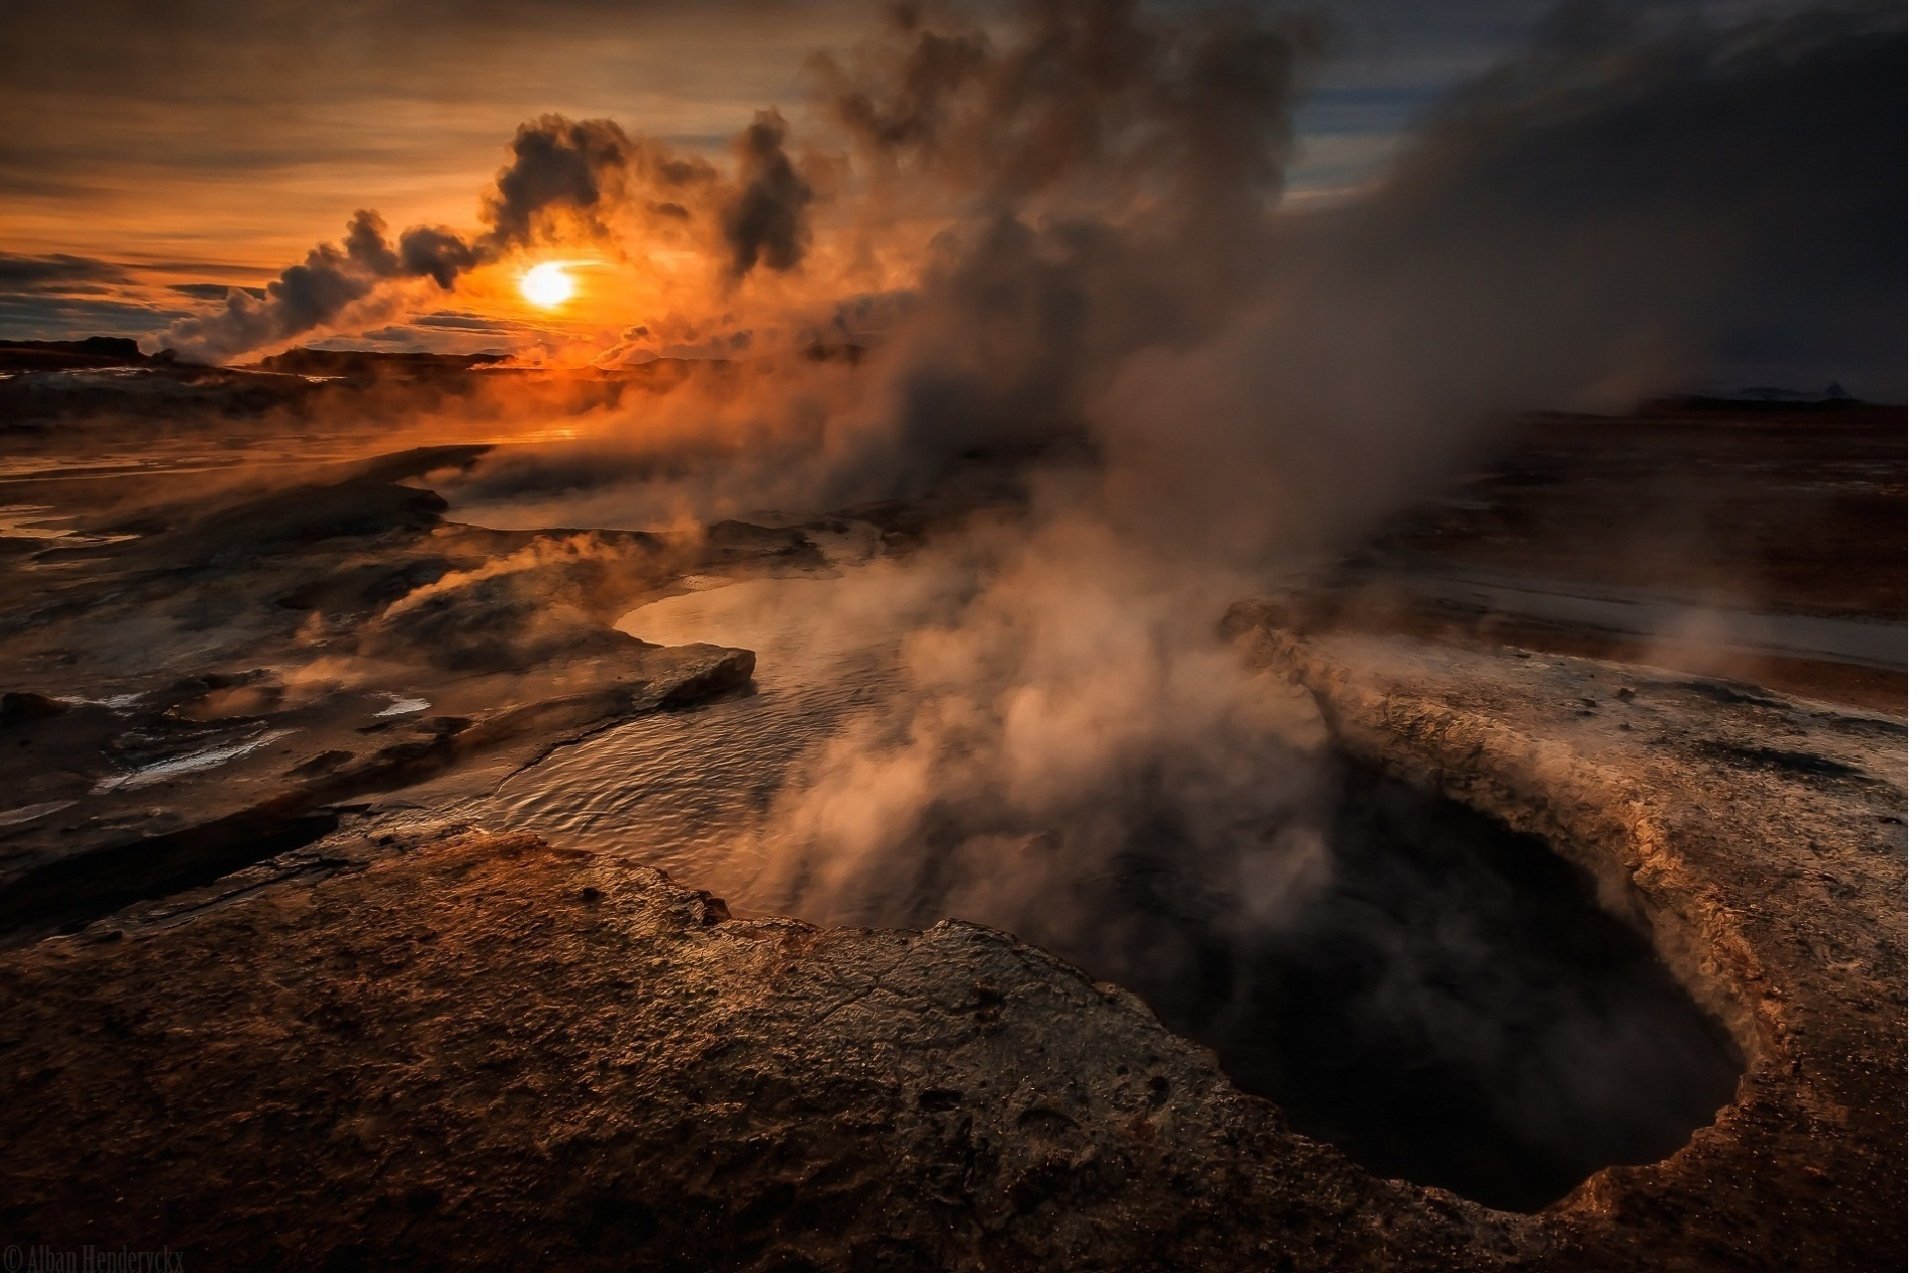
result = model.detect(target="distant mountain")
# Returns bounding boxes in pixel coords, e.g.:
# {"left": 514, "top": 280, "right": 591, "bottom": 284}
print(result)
{"left": 1641, "top": 381, "right": 1882, "bottom": 415}
{"left": 1723, "top": 382, "right": 1860, "bottom": 404}
{"left": 252, "top": 348, "right": 511, "bottom": 378}
{"left": 0, "top": 337, "right": 166, "bottom": 372}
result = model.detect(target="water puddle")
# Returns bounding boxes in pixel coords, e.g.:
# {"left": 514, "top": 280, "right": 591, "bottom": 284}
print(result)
{"left": 480, "top": 570, "right": 913, "bottom": 884}
{"left": 0, "top": 799, "right": 77, "bottom": 829}
{"left": 93, "top": 729, "right": 297, "bottom": 794}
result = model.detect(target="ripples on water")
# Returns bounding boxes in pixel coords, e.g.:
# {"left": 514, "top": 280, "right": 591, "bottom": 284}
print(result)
{"left": 477, "top": 568, "right": 913, "bottom": 907}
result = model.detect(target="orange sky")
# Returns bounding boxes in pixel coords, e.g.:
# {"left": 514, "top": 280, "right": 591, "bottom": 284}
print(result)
{"left": 2, "top": 4, "right": 870, "bottom": 266}
{"left": 2, "top": 0, "right": 1512, "bottom": 352}
{"left": 0, "top": 1, "right": 891, "bottom": 352}
{"left": 14, "top": 0, "right": 1838, "bottom": 365}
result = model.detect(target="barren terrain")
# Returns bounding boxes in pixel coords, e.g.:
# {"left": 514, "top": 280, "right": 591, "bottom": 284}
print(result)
{"left": 0, "top": 373, "right": 1905, "bottom": 1270}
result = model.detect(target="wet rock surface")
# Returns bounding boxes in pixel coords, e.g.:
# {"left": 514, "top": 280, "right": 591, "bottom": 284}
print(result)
{"left": 1234, "top": 614, "right": 1906, "bottom": 1270}
{"left": 0, "top": 446, "right": 767, "bottom": 943}
{"left": 0, "top": 617, "right": 1902, "bottom": 1270}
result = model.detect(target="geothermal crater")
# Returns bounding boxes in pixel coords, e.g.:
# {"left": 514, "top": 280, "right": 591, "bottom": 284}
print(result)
{"left": 475, "top": 565, "right": 1743, "bottom": 1211}
{"left": 1200, "top": 765, "right": 1742, "bottom": 1211}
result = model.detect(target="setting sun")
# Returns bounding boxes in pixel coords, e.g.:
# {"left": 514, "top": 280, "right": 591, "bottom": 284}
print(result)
{"left": 519, "top": 261, "right": 574, "bottom": 308}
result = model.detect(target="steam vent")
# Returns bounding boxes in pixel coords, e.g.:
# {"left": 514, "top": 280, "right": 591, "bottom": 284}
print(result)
{"left": 0, "top": 0, "right": 1906, "bottom": 1269}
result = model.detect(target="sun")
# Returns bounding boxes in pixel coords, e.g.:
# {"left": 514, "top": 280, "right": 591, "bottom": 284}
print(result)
{"left": 519, "top": 261, "right": 574, "bottom": 308}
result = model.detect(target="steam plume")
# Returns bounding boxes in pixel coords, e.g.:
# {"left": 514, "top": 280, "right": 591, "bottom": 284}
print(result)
{"left": 434, "top": 0, "right": 1899, "bottom": 972}
{"left": 141, "top": 0, "right": 1901, "bottom": 949}
{"left": 150, "top": 106, "right": 816, "bottom": 363}
{"left": 723, "top": 109, "right": 814, "bottom": 276}
{"left": 98, "top": 2, "right": 1893, "bottom": 1121}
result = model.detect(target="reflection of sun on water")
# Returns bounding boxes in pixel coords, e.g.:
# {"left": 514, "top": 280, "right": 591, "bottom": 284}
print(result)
{"left": 520, "top": 261, "right": 574, "bottom": 308}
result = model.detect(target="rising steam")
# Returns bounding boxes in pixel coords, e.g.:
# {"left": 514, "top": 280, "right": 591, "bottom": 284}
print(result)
{"left": 149, "top": 0, "right": 1903, "bottom": 959}
{"left": 608, "top": 0, "right": 1901, "bottom": 942}
{"left": 149, "top": 108, "right": 817, "bottom": 363}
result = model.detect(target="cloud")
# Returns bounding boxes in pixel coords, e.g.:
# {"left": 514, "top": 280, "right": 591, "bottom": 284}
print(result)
{"left": 145, "top": 99, "right": 828, "bottom": 362}
{"left": 397, "top": 227, "right": 482, "bottom": 289}
{"left": 0, "top": 254, "right": 222, "bottom": 340}
{"left": 0, "top": 296, "right": 181, "bottom": 341}
{"left": 411, "top": 311, "right": 534, "bottom": 334}
{"left": 147, "top": 210, "right": 475, "bottom": 362}
{"left": 170, "top": 282, "right": 269, "bottom": 301}
{"left": 0, "top": 0, "right": 885, "bottom": 314}
{"left": 485, "top": 116, "right": 648, "bottom": 247}
{"left": 0, "top": 253, "right": 132, "bottom": 292}
{"left": 721, "top": 109, "right": 813, "bottom": 276}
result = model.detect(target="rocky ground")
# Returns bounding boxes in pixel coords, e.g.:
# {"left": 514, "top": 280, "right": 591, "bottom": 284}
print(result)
{"left": 0, "top": 614, "right": 1903, "bottom": 1270}
{"left": 0, "top": 391, "right": 1904, "bottom": 1269}
{"left": 0, "top": 444, "right": 840, "bottom": 940}
{"left": 1230, "top": 614, "right": 1907, "bottom": 1269}
{"left": 1324, "top": 402, "right": 1906, "bottom": 713}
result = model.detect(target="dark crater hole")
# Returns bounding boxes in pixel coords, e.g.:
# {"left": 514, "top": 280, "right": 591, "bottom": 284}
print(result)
{"left": 1055, "top": 765, "right": 1744, "bottom": 1213}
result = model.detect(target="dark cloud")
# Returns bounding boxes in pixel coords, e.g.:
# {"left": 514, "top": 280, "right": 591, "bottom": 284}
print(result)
{"left": 0, "top": 295, "right": 181, "bottom": 340}
{"left": 150, "top": 210, "right": 482, "bottom": 362}
{"left": 485, "top": 116, "right": 642, "bottom": 247}
{"left": 397, "top": 227, "right": 482, "bottom": 289}
{"left": 824, "top": 289, "right": 918, "bottom": 339}
{"left": 1086, "top": 0, "right": 1907, "bottom": 553}
{"left": 1329, "top": 0, "right": 1908, "bottom": 401}
{"left": 790, "top": 0, "right": 1322, "bottom": 483}
{"left": 115, "top": 0, "right": 1901, "bottom": 399}
{"left": 170, "top": 283, "right": 268, "bottom": 301}
{"left": 412, "top": 311, "right": 533, "bottom": 334}
{"left": 721, "top": 109, "right": 813, "bottom": 276}
{"left": 5, "top": 0, "right": 1820, "bottom": 304}
{"left": 0, "top": 0, "right": 875, "bottom": 312}
{"left": 150, "top": 101, "right": 820, "bottom": 361}
{"left": 526, "top": 0, "right": 1900, "bottom": 545}
{"left": 814, "top": 0, "right": 1319, "bottom": 211}
{"left": 0, "top": 255, "right": 285, "bottom": 342}
{"left": 814, "top": 20, "right": 991, "bottom": 156}
{"left": 0, "top": 253, "right": 132, "bottom": 293}
{"left": 479, "top": 110, "right": 815, "bottom": 274}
